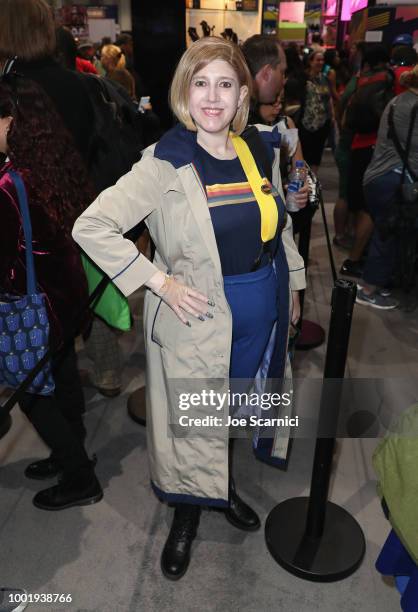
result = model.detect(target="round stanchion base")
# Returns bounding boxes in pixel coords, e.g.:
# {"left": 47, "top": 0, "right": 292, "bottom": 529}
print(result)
{"left": 265, "top": 497, "right": 365, "bottom": 582}
{"left": 0, "top": 413, "right": 12, "bottom": 440}
{"left": 296, "top": 320, "right": 325, "bottom": 351}
{"left": 127, "top": 387, "right": 146, "bottom": 427}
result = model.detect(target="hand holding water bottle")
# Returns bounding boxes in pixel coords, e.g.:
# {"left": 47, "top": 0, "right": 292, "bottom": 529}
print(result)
{"left": 286, "top": 160, "right": 308, "bottom": 212}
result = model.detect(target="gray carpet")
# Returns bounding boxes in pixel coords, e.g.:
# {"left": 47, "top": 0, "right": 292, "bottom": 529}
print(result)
{"left": 0, "top": 152, "right": 406, "bottom": 611}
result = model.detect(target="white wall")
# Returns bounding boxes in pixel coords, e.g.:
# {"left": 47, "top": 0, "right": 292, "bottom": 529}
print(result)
{"left": 119, "top": 0, "right": 132, "bottom": 31}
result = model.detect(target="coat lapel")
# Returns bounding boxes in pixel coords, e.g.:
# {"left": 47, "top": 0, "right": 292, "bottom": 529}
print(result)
{"left": 177, "top": 164, "right": 223, "bottom": 279}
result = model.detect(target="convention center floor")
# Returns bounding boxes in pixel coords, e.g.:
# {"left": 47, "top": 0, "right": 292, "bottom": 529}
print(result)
{"left": 1, "top": 152, "right": 417, "bottom": 611}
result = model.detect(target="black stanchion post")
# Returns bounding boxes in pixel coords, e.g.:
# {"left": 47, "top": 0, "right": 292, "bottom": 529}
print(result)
{"left": 265, "top": 279, "right": 366, "bottom": 581}
{"left": 305, "top": 279, "right": 357, "bottom": 539}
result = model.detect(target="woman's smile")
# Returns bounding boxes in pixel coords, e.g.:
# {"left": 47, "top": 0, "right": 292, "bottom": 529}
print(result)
{"left": 201, "top": 107, "right": 223, "bottom": 116}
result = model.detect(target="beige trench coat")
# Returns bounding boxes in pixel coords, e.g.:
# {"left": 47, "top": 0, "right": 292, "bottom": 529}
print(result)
{"left": 73, "top": 124, "right": 306, "bottom": 506}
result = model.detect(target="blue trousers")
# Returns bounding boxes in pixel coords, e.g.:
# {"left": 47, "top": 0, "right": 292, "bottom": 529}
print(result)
{"left": 363, "top": 171, "right": 400, "bottom": 287}
{"left": 224, "top": 264, "right": 278, "bottom": 379}
{"left": 376, "top": 529, "right": 418, "bottom": 612}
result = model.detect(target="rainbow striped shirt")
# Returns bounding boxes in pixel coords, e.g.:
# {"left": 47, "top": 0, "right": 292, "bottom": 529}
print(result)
{"left": 197, "top": 144, "right": 282, "bottom": 276}
{"left": 206, "top": 181, "right": 255, "bottom": 208}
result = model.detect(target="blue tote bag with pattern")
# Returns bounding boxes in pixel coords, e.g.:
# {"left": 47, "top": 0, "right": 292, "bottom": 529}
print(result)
{"left": 0, "top": 171, "right": 54, "bottom": 395}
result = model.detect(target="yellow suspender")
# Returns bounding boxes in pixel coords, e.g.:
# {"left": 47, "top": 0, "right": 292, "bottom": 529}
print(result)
{"left": 231, "top": 134, "right": 278, "bottom": 243}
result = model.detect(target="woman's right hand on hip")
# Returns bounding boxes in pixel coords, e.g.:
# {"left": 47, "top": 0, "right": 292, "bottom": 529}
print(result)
{"left": 146, "top": 271, "right": 214, "bottom": 326}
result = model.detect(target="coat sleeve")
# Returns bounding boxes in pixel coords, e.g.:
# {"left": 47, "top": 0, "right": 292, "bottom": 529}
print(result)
{"left": 281, "top": 213, "right": 306, "bottom": 290}
{"left": 272, "top": 136, "right": 306, "bottom": 291}
{"left": 276, "top": 168, "right": 306, "bottom": 291}
{"left": 254, "top": 124, "right": 306, "bottom": 291}
{"left": 72, "top": 154, "right": 162, "bottom": 297}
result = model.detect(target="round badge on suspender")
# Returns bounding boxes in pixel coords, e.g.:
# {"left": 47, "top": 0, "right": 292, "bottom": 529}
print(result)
{"left": 261, "top": 181, "right": 272, "bottom": 195}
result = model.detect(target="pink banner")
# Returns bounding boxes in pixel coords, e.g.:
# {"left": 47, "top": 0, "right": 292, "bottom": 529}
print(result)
{"left": 325, "top": 0, "right": 338, "bottom": 18}
{"left": 341, "top": 0, "right": 367, "bottom": 21}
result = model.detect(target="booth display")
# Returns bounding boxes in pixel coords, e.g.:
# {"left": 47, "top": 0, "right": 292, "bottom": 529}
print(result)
{"left": 58, "top": 5, "right": 90, "bottom": 39}
{"left": 277, "top": 2, "right": 307, "bottom": 44}
{"left": 185, "top": 0, "right": 262, "bottom": 45}
{"left": 55, "top": 4, "right": 120, "bottom": 43}
{"left": 263, "top": 1, "right": 279, "bottom": 34}
{"left": 263, "top": 0, "right": 324, "bottom": 43}
{"left": 350, "top": 5, "right": 418, "bottom": 46}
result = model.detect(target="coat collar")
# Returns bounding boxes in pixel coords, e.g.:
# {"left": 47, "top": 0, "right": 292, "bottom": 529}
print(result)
{"left": 154, "top": 123, "right": 199, "bottom": 169}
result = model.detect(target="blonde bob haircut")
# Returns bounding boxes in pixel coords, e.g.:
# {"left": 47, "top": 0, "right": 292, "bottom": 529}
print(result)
{"left": 0, "top": 0, "right": 56, "bottom": 63}
{"left": 170, "top": 37, "right": 253, "bottom": 134}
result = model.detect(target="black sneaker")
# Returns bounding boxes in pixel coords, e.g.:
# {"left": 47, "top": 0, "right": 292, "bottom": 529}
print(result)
{"left": 356, "top": 289, "right": 399, "bottom": 310}
{"left": 357, "top": 284, "right": 392, "bottom": 298}
{"left": 340, "top": 259, "right": 364, "bottom": 279}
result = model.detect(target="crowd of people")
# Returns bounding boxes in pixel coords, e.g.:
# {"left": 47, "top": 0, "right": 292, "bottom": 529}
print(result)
{"left": 1, "top": 0, "right": 418, "bottom": 601}
{"left": 279, "top": 36, "right": 418, "bottom": 310}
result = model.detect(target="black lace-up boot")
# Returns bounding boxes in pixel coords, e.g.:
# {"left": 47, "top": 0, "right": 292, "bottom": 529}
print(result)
{"left": 161, "top": 504, "right": 201, "bottom": 580}
{"left": 225, "top": 476, "right": 261, "bottom": 531}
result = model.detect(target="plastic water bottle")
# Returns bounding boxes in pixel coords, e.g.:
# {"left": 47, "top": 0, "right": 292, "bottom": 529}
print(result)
{"left": 286, "top": 160, "right": 306, "bottom": 212}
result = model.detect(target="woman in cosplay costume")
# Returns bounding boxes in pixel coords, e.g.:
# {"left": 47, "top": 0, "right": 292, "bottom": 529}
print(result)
{"left": 73, "top": 37, "right": 306, "bottom": 580}
{"left": 0, "top": 73, "right": 102, "bottom": 509}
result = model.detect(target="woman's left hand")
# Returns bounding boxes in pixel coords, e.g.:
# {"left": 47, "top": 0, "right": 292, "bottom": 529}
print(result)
{"left": 292, "top": 184, "right": 309, "bottom": 209}
{"left": 291, "top": 290, "right": 301, "bottom": 325}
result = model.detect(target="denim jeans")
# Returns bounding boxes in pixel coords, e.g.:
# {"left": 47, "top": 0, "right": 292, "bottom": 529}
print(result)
{"left": 363, "top": 170, "right": 400, "bottom": 287}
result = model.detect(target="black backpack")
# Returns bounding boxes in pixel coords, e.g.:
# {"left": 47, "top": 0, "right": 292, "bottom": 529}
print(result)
{"left": 345, "top": 70, "right": 394, "bottom": 134}
{"left": 80, "top": 74, "right": 145, "bottom": 193}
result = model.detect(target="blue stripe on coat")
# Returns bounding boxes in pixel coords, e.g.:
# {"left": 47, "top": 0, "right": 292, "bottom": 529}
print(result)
{"left": 151, "top": 481, "right": 229, "bottom": 508}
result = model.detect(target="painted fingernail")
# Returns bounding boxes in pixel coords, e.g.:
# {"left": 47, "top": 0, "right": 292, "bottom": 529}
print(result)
{"left": 208, "top": 300, "right": 215, "bottom": 307}
{"left": 206, "top": 312, "right": 214, "bottom": 319}
{"left": 185, "top": 321, "right": 191, "bottom": 327}
{"left": 198, "top": 315, "right": 205, "bottom": 321}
